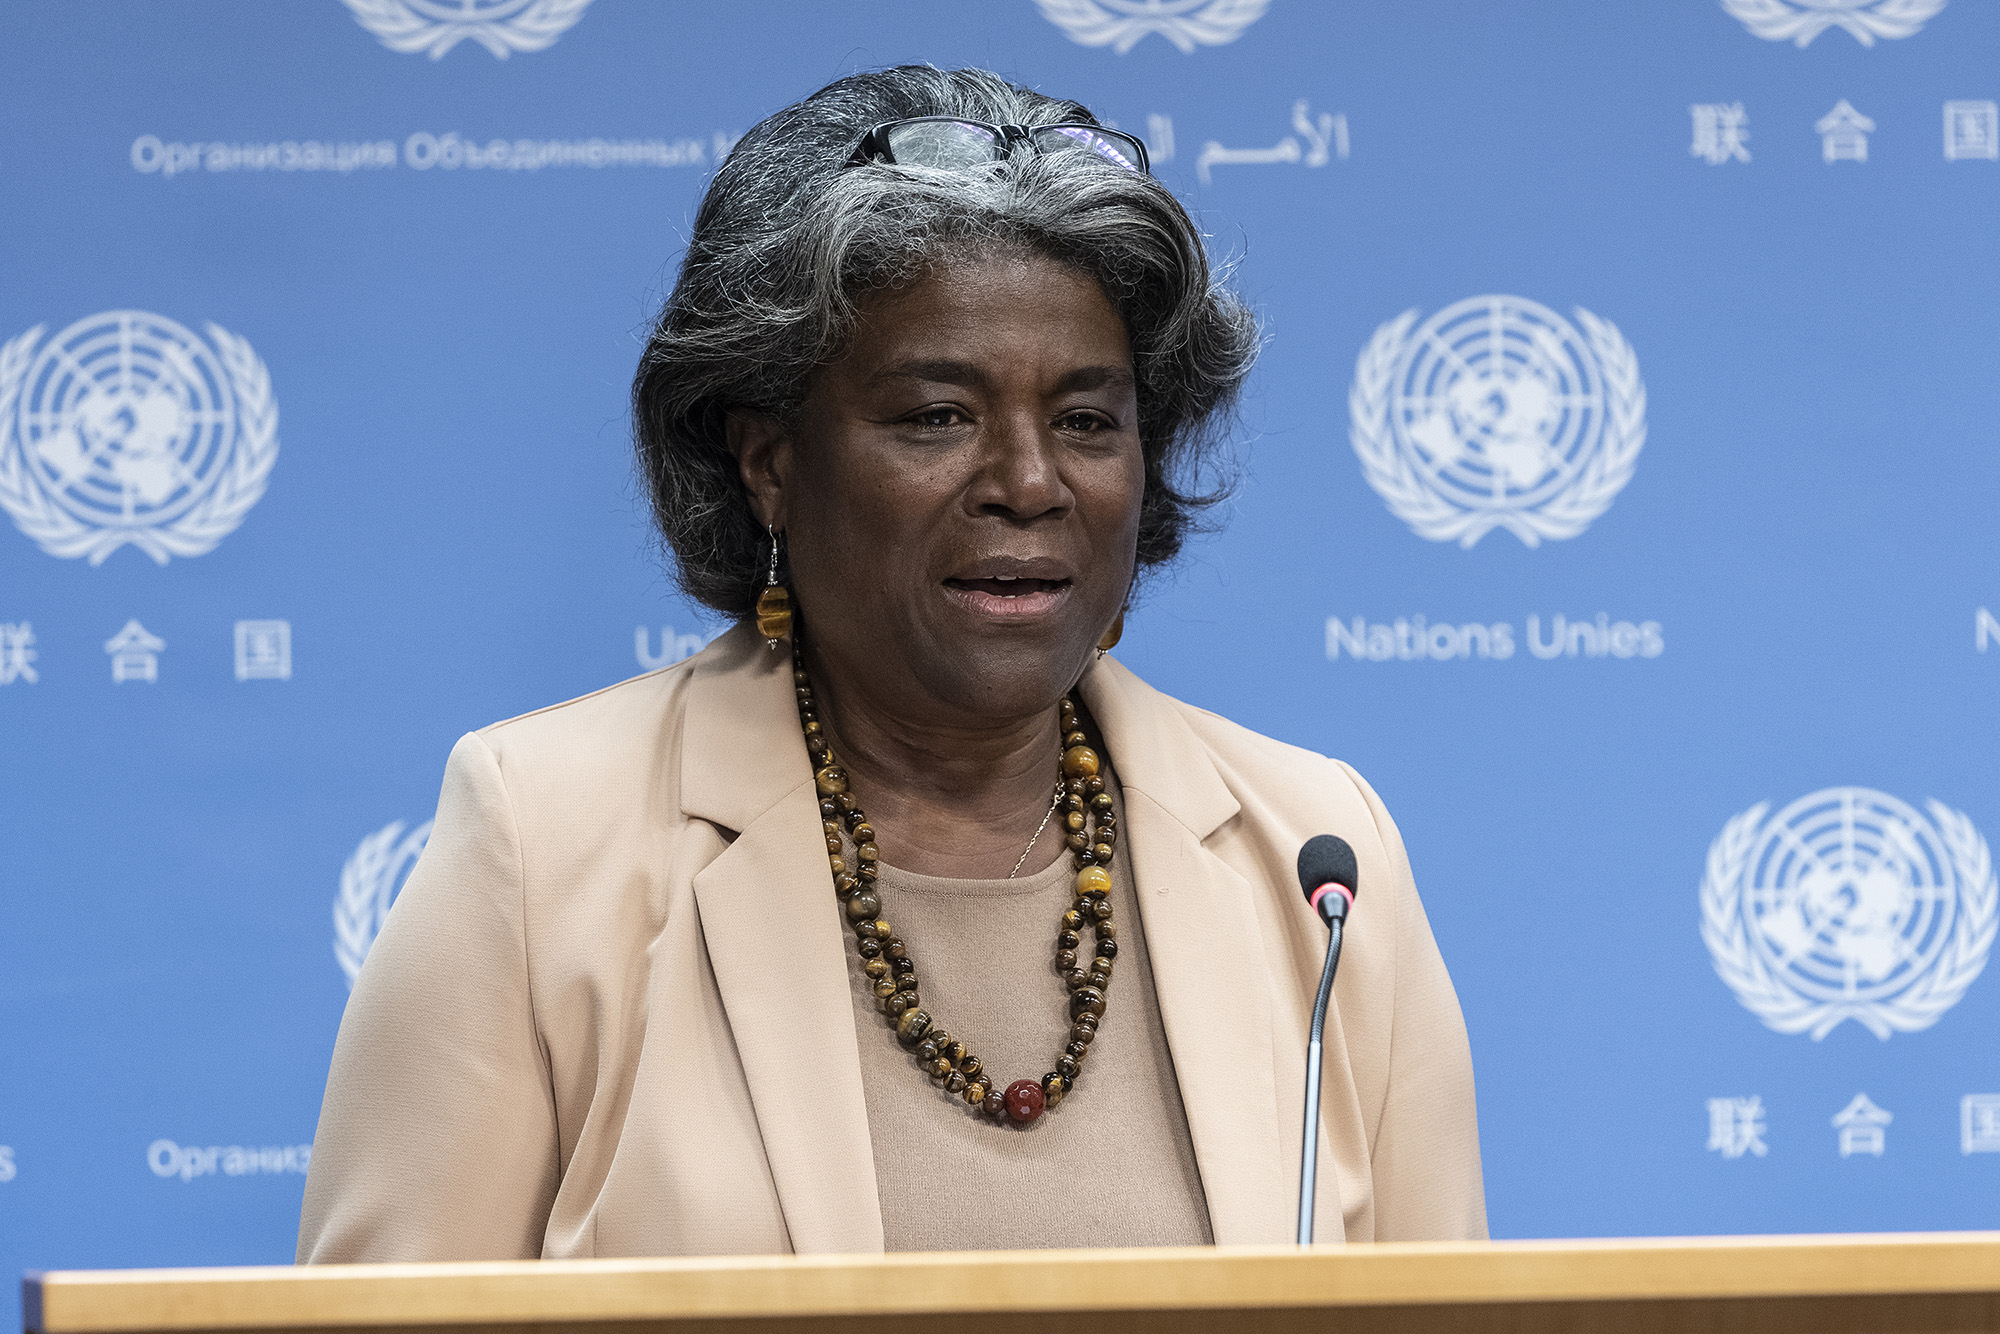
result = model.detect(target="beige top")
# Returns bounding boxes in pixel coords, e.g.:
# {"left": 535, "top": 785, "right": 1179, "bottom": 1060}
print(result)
{"left": 298, "top": 625, "right": 1486, "bottom": 1263}
{"left": 851, "top": 782, "right": 1211, "bottom": 1252}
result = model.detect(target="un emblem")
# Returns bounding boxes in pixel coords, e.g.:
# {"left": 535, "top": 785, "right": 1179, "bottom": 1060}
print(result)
{"left": 0, "top": 312, "right": 278, "bottom": 565}
{"left": 1033, "top": 0, "right": 1269, "bottom": 53}
{"left": 1348, "top": 296, "right": 1644, "bottom": 548}
{"left": 334, "top": 820, "right": 433, "bottom": 989}
{"left": 342, "top": 0, "right": 595, "bottom": 59}
{"left": 1721, "top": 0, "right": 1946, "bottom": 46}
{"left": 1701, "top": 788, "right": 1997, "bottom": 1040}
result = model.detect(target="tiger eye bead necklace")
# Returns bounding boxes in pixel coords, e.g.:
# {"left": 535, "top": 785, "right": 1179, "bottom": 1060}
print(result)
{"left": 790, "top": 635, "right": 1119, "bottom": 1127}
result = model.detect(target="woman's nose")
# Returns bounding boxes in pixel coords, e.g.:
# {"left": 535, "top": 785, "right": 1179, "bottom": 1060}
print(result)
{"left": 970, "top": 416, "right": 1071, "bottom": 520}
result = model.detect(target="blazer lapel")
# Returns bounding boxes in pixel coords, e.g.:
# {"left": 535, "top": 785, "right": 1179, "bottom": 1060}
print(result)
{"left": 1082, "top": 656, "right": 1296, "bottom": 1245}
{"left": 681, "top": 628, "right": 884, "bottom": 1254}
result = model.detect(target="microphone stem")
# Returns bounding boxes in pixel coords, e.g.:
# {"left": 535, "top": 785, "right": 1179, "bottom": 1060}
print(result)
{"left": 1297, "top": 916, "right": 1343, "bottom": 1245}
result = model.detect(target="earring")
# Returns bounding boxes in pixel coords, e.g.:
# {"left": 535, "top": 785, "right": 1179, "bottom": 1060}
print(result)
{"left": 755, "top": 527, "right": 793, "bottom": 649}
{"left": 1097, "top": 605, "right": 1125, "bottom": 653}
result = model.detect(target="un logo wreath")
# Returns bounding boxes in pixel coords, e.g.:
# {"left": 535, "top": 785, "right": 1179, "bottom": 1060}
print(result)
{"left": 1700, "top": 792, "right": 1998, "bottom": 1040}
{"left": 0, "top": 314, "right": 279, "bottom": 566}
{"left": 334, "top": 820, "right": 434, "bottom": 989}
{"left": 1348, "top": 297, "right": 1644, "bottom": 548}
{"left": 1721, "top": 0, "right": 1946, "bottom": 47}
{"left": 1034, "top": 0, "right": 1270, "bottom": 53}
{"left": 342, "top": 0, "right": 595, "bottom": 59}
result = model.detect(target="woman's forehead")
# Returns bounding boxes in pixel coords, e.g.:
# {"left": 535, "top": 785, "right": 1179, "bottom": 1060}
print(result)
{"left": 836, "top": 255, "right": 1130, "bottom": 366}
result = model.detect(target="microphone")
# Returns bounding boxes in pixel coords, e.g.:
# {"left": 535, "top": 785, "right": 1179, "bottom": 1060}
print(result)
{"left": 1300, "top": 834, "right": 1357, "bottom": 926}
{"left": 1295, "top": 834, "right": 1358, "bottom": 1245}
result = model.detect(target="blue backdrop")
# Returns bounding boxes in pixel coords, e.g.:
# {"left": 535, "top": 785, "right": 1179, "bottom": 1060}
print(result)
{"left": 4, "top": 1, "right": 1999, "bottom": 1316}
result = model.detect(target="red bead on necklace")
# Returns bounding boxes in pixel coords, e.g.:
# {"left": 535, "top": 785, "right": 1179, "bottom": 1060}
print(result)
{"left": 1003, "top": 1079, "right": 1047, "bottom": 1126}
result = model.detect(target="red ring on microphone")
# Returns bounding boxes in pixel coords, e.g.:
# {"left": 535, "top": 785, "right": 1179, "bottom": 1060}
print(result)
{"left": 1308, "top": 882, "right": 1354, "bottom": 914}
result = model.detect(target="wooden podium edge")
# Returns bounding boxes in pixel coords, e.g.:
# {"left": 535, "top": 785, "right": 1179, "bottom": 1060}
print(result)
{"left": 24, "top": 1233, "right": 2000, "bottom": 1332}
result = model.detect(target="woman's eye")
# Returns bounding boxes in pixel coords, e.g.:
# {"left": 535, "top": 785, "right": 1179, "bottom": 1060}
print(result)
{"left": 1059, "top": 411, "right": 1110, "bottom": 433}
{"left": 907, "top": 407, "right": 966, "bottom": 430}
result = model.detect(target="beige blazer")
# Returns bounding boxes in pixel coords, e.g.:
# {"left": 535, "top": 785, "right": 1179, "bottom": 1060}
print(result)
{"left": 299, "top": 626, "right": 1485, "bottom": 1262}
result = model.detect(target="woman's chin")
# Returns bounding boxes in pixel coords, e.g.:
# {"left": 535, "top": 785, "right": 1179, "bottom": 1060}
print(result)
{"left": 911, "top": 584, "right": 1102, "bottom": 707}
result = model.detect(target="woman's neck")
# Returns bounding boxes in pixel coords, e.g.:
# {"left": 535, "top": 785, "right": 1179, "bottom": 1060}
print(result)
{"left": 805, "top": 659, "right": 1072, "bottom": 880}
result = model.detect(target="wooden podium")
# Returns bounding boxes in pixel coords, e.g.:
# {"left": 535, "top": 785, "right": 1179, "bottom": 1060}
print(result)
{"left": 25, "top": 1233, "right": 2000, "bottom": 1334}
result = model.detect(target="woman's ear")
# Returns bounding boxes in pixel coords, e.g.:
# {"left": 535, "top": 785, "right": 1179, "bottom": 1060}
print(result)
{"left": 726, "top": 408, "right": 791, "bottom": 531}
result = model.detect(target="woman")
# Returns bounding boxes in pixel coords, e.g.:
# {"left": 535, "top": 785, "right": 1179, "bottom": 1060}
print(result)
{"left": 299, "top": 65, "right": 1483, "bottom": 1261}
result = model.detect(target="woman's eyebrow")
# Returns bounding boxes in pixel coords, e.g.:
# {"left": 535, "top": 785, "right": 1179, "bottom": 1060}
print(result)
{"left": 869, "top": 362, "right": 1136, "bottom": 394}
{"left": 1052, "top": 366, "right": 1136, "bottom": 394}
{"left": 870, "top": 359, "right": 987, "bottom": 389}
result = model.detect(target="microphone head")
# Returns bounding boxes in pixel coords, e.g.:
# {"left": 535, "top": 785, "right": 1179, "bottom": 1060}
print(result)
{"left": 1297, "top": 834, "right": 1359, "bottom": 922}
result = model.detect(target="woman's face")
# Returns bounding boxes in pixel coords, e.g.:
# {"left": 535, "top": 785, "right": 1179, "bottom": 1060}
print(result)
{"left": 736, "top": 250, "right": 1144, "bottom": 724}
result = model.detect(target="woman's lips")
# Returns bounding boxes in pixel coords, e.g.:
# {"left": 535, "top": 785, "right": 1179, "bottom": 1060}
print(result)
{"left": 942, "top": 576, "right": 1073, "bottom": 620}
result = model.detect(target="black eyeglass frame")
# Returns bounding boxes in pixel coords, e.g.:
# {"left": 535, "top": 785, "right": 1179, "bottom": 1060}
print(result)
{"left": 844, "top": 117, "right": 1151, "bottom": 175}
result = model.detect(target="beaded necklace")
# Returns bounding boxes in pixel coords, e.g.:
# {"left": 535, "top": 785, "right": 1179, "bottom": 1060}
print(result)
{"left": 790, "top": 636, "right": 1119, "bottom": 1127}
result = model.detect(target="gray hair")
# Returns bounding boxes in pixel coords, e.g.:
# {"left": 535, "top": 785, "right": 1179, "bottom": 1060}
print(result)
{"left": 632, "top": 65, "right": 1260, "bottom": 616}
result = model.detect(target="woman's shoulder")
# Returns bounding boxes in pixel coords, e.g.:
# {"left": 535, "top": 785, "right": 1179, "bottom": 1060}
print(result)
{"left": 1170, "top": 694, "right": 1397, "bottom": 843}
{"left": 442, "top": 641, "right": 729, "bottom": 823}
{"left": 1090, "top": 656, "right": 1404, "bottom": 875}
{"left": 1168, "top": 694, "right": 1352, "bottom": 781}
{"left": 474, "top": 657, "right": 700, "bottom": 764}
{"left": 445, "top": 625, "right": 789, "bottom": 833}
{"left": 470, "top": 624, "right": 777, "bottom": 761}
{"left": 1095, "top": 656, "right": 1378, "bottom": 809}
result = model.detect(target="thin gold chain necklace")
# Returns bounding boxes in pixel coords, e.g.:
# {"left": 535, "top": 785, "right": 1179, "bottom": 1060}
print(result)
{"left": 1010, "top": 781, "right": 1065, "bottom": 879}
